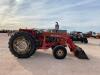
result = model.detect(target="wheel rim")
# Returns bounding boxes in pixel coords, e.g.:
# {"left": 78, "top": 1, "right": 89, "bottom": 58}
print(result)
{"left": 56, "top": 49, "right": 64, "bottom": 56}
{"left": 13, "top": 36, "right": 31, "bottom": 54}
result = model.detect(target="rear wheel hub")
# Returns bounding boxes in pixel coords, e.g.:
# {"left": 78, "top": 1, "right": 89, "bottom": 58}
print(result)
{"left": 13, "top": 36, "right": 31, "bottom": 54}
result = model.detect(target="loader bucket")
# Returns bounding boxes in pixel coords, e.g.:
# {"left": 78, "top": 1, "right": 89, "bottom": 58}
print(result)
{"left": 74, "top": 47, "right": 89, "bottom": 59}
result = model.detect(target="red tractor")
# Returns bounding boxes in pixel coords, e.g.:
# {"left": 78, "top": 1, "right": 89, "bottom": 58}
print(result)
{"left": 8, "top": 29, "right": 88, "bottom": 59}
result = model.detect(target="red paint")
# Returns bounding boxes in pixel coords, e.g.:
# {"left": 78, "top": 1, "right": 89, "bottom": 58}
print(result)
{"left": 19, "top": 29, "right": 77, "bottom": 52}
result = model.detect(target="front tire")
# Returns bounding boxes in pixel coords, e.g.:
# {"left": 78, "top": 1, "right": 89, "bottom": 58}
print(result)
{"left": 53, "top": 45, "right": 67, "bottom": 59}
{"left": 9, "top": 32, "right": 36, "bottom": 58}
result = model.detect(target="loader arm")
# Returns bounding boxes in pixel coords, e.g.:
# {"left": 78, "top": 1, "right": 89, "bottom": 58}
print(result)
{"left": 62, "top": 33, "right": 89, "bottom": 59}
{"left": 65, "top": 36, "right": 77, "bottom": 52}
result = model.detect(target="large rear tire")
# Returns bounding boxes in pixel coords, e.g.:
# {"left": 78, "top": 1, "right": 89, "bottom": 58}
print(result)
{"left": 9, "top": 32, "right": 36, "bottom": 58}
{"left": 53, "top": 45, "right": 67, "bottom": 59}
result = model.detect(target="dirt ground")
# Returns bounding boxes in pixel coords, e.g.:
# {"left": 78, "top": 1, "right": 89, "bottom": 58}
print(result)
{"left": 0, "top": 33, "right": 100, "bottom": 75}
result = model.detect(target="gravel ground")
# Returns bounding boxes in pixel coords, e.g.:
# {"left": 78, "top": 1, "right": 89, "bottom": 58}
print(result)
{"left": 0, "top": 33, "right": 100, "bottom": 75}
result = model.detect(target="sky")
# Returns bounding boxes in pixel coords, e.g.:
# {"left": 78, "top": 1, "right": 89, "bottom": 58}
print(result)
{"left": 0, "top": 0, "right": 100, "bottom": 32}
